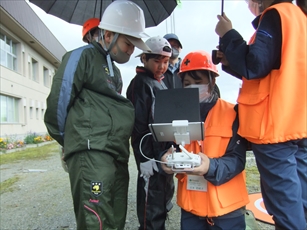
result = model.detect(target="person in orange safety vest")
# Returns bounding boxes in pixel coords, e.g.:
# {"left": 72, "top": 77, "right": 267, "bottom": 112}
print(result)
{"left": 160, "top": 50, "right": 250, "bottom": 230}
{"left": 215, "top": 0, "right": 307, "bottom": 228}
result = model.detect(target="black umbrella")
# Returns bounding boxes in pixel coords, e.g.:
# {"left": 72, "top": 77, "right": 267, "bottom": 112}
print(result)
{"left": 29, "top": 0, "right": 178, "bottom": 28}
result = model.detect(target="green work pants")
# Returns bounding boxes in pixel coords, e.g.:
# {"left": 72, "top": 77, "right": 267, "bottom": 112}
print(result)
{"left": 66, "top": 150, "right": 129, "bottom": 230}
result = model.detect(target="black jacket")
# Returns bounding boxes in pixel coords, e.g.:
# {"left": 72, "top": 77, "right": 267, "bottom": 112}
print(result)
{"left": 126, "top": 67, "right": 172, "bottom": 169}
{"left": 162, "top": 59, "right": 182, "bottom": 89}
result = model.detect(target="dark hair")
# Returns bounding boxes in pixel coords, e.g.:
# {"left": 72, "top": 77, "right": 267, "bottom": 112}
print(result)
{"left": 140, "top": 53, "right": 165, "bottom": 63}
{"left": 296, "top": 0, "right": 307, "bottom": 15}
{"left": 179, "top": 70, "right": 217, "bottom": 82}
{"left": 144, "top": 53, "right": 166, "bottom": 61}
{"left": 214, "top": 84, "right": 221, "bottom": 98}
{"left": 90, "top": 28, "right": 99, "bottom": 37}
{"left": 141, "top": 46, "right": 172, "bottom": 62}
{"left": 180, "top": 70, "right": 203, "bottom": 81}
{"left": 179, "top": 70, "right": 218, "bottom": 93}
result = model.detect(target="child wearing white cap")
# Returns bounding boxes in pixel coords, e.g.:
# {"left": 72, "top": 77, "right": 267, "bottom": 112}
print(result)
{"left": 126, "top": 36, "right": 174, "bottom": 230}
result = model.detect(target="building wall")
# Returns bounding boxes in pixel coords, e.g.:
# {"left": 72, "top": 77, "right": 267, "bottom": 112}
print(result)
{"left": 0, "top": 3, "right": 65, "bottom": 140}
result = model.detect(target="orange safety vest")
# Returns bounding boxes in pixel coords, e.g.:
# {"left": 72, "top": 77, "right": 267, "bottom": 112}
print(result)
{"left": 237, "top": 3, "right": 307, "bottom": 144}
{"left": 176, "top": 99, "right": 249, "bottom": 217}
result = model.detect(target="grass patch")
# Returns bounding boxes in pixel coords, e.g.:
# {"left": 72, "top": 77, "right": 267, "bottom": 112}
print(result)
{"left": 245, "top": 165, "right": 261, "bottom": 193}
{"left": 0, "top": 142, "right": 58, "bottom": 165}
{"left": 0, "top": 175, "right": 20, "bottom": 194}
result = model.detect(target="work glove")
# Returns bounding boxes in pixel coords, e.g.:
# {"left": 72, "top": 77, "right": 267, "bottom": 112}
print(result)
{"left": 140, "top": 159, "right": 159, "bottom": 178}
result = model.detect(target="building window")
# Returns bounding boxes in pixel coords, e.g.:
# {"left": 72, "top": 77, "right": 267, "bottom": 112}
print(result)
{"left": 36, "top": 108, "right": 39, "bottom": 120}
{"left": 28, "top": 58, "right": 31, "bottom": 79}
{"left": 43, "top": 67, "right": 50, "bottom": 87}
{"left": 29, "top": 107, "right": 33, "bottom": 119}
{"left": 23, "top": 106, "right": 27, "bottom": 125}
{"left": 31, "top": 58, "right": 38, "bottom": 82}
{"left": 41, "top": 109, "right": 45, "bottom": 119}
{"left": 0, "top": 32, "right": 17, "bottom": 71}
{"left": 0, "top": 95, "right": 19, "bottom": 123}
{"left": 22, "top": 53, "right": 25, "bottom": 76}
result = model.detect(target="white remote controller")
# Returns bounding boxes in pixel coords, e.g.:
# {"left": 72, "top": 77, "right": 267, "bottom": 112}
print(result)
{"left": 166, "top": 145, "right": 201, "bottom": 171}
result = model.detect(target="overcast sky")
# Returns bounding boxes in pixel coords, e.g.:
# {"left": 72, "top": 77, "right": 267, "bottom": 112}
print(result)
{"left": 27, "top": 0, "right": 255, "bottom": 104}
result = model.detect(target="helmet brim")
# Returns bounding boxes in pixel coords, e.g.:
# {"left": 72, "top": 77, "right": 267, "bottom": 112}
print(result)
{"left": 125, "top": 35, "right": 151, "bottom": 52}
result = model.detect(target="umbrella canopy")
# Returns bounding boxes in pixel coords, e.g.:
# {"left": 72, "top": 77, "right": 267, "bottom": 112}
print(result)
{"left": 29, "top": 0, "right": 178, "bottom": 28}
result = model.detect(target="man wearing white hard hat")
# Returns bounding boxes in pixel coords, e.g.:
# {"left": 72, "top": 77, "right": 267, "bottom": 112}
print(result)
{"left": 126, "top": 36, "right": 174, "bottom": 230}
{"left": 44, "top": 1, "right": 150, "bottom": 229}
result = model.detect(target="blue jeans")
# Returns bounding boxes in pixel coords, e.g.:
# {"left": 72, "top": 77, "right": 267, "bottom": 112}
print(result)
{"left": 252, "top": 139, "right": 307, "bottom": 229}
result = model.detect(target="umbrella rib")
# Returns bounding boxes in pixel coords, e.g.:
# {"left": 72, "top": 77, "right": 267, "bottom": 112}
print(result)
{"left": 143, "top": 1, "right": 156, "bottom": 24}
{"left": 47, "top": 0, "right": 57, "bottom": 12}
{"left": 160, "top": 0, "right": 171, "bottom": 14}
{"left": 67, "top": 0, "right": 80, "bottom": 22}
{"left": 94, "top": 0, "right": 99, "bottom": 21}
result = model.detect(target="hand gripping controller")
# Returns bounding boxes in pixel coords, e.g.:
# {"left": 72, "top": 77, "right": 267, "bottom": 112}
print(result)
{"left": 166, "top": 145, "right": 201, "bottom": 171}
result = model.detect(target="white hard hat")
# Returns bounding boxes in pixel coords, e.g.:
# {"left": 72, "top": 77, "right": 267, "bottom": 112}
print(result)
{"left": 98, "top": 1, "right": 149, "bottom": 39}
{"left": 136, "top": 36, "right": 172, "bottom": 57}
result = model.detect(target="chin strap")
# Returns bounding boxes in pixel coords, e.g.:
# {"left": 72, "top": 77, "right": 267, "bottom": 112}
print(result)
{"left": 106, "top": 55, "right": 114, "bottom": 77}
{"left": 99, "top": 30, "right": 119, "bottom": 77}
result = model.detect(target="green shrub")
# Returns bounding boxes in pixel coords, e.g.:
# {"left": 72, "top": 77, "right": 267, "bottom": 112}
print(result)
{"left": 23, "top": 132, "right": 37, "bottom": 144}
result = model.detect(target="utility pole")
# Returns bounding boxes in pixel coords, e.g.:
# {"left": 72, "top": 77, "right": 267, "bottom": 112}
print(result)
{"left": 165, "top": 11, "right": 176, "bottom": 34}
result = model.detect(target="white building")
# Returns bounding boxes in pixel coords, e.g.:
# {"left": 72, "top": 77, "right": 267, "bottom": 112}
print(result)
{"left": 0, "top": 1, "right": 66, "bottom": 139}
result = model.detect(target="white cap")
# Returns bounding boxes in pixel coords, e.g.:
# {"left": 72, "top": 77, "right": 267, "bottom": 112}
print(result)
{"left": 136, "top": 36, "right": 172, "bottom": 57}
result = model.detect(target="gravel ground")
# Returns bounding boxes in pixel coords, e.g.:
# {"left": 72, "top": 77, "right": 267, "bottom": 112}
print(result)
{"left": 0, "top": 143, "right": 274, "bottom": 230}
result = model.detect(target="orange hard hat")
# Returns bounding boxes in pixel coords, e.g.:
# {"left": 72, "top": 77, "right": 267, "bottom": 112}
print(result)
{"left": 179, "top": 50, "right": 219, "bottom": 76}
{"left": 82, "top": 18, "right": 100, "bottom": 42}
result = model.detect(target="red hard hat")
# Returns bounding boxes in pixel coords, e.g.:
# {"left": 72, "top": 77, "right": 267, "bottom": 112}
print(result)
{"left": 179, "top": 50, "right": 219, "bottom": 76}
{"left": 82, "top": 18, "right": 100, "bottom": 42}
